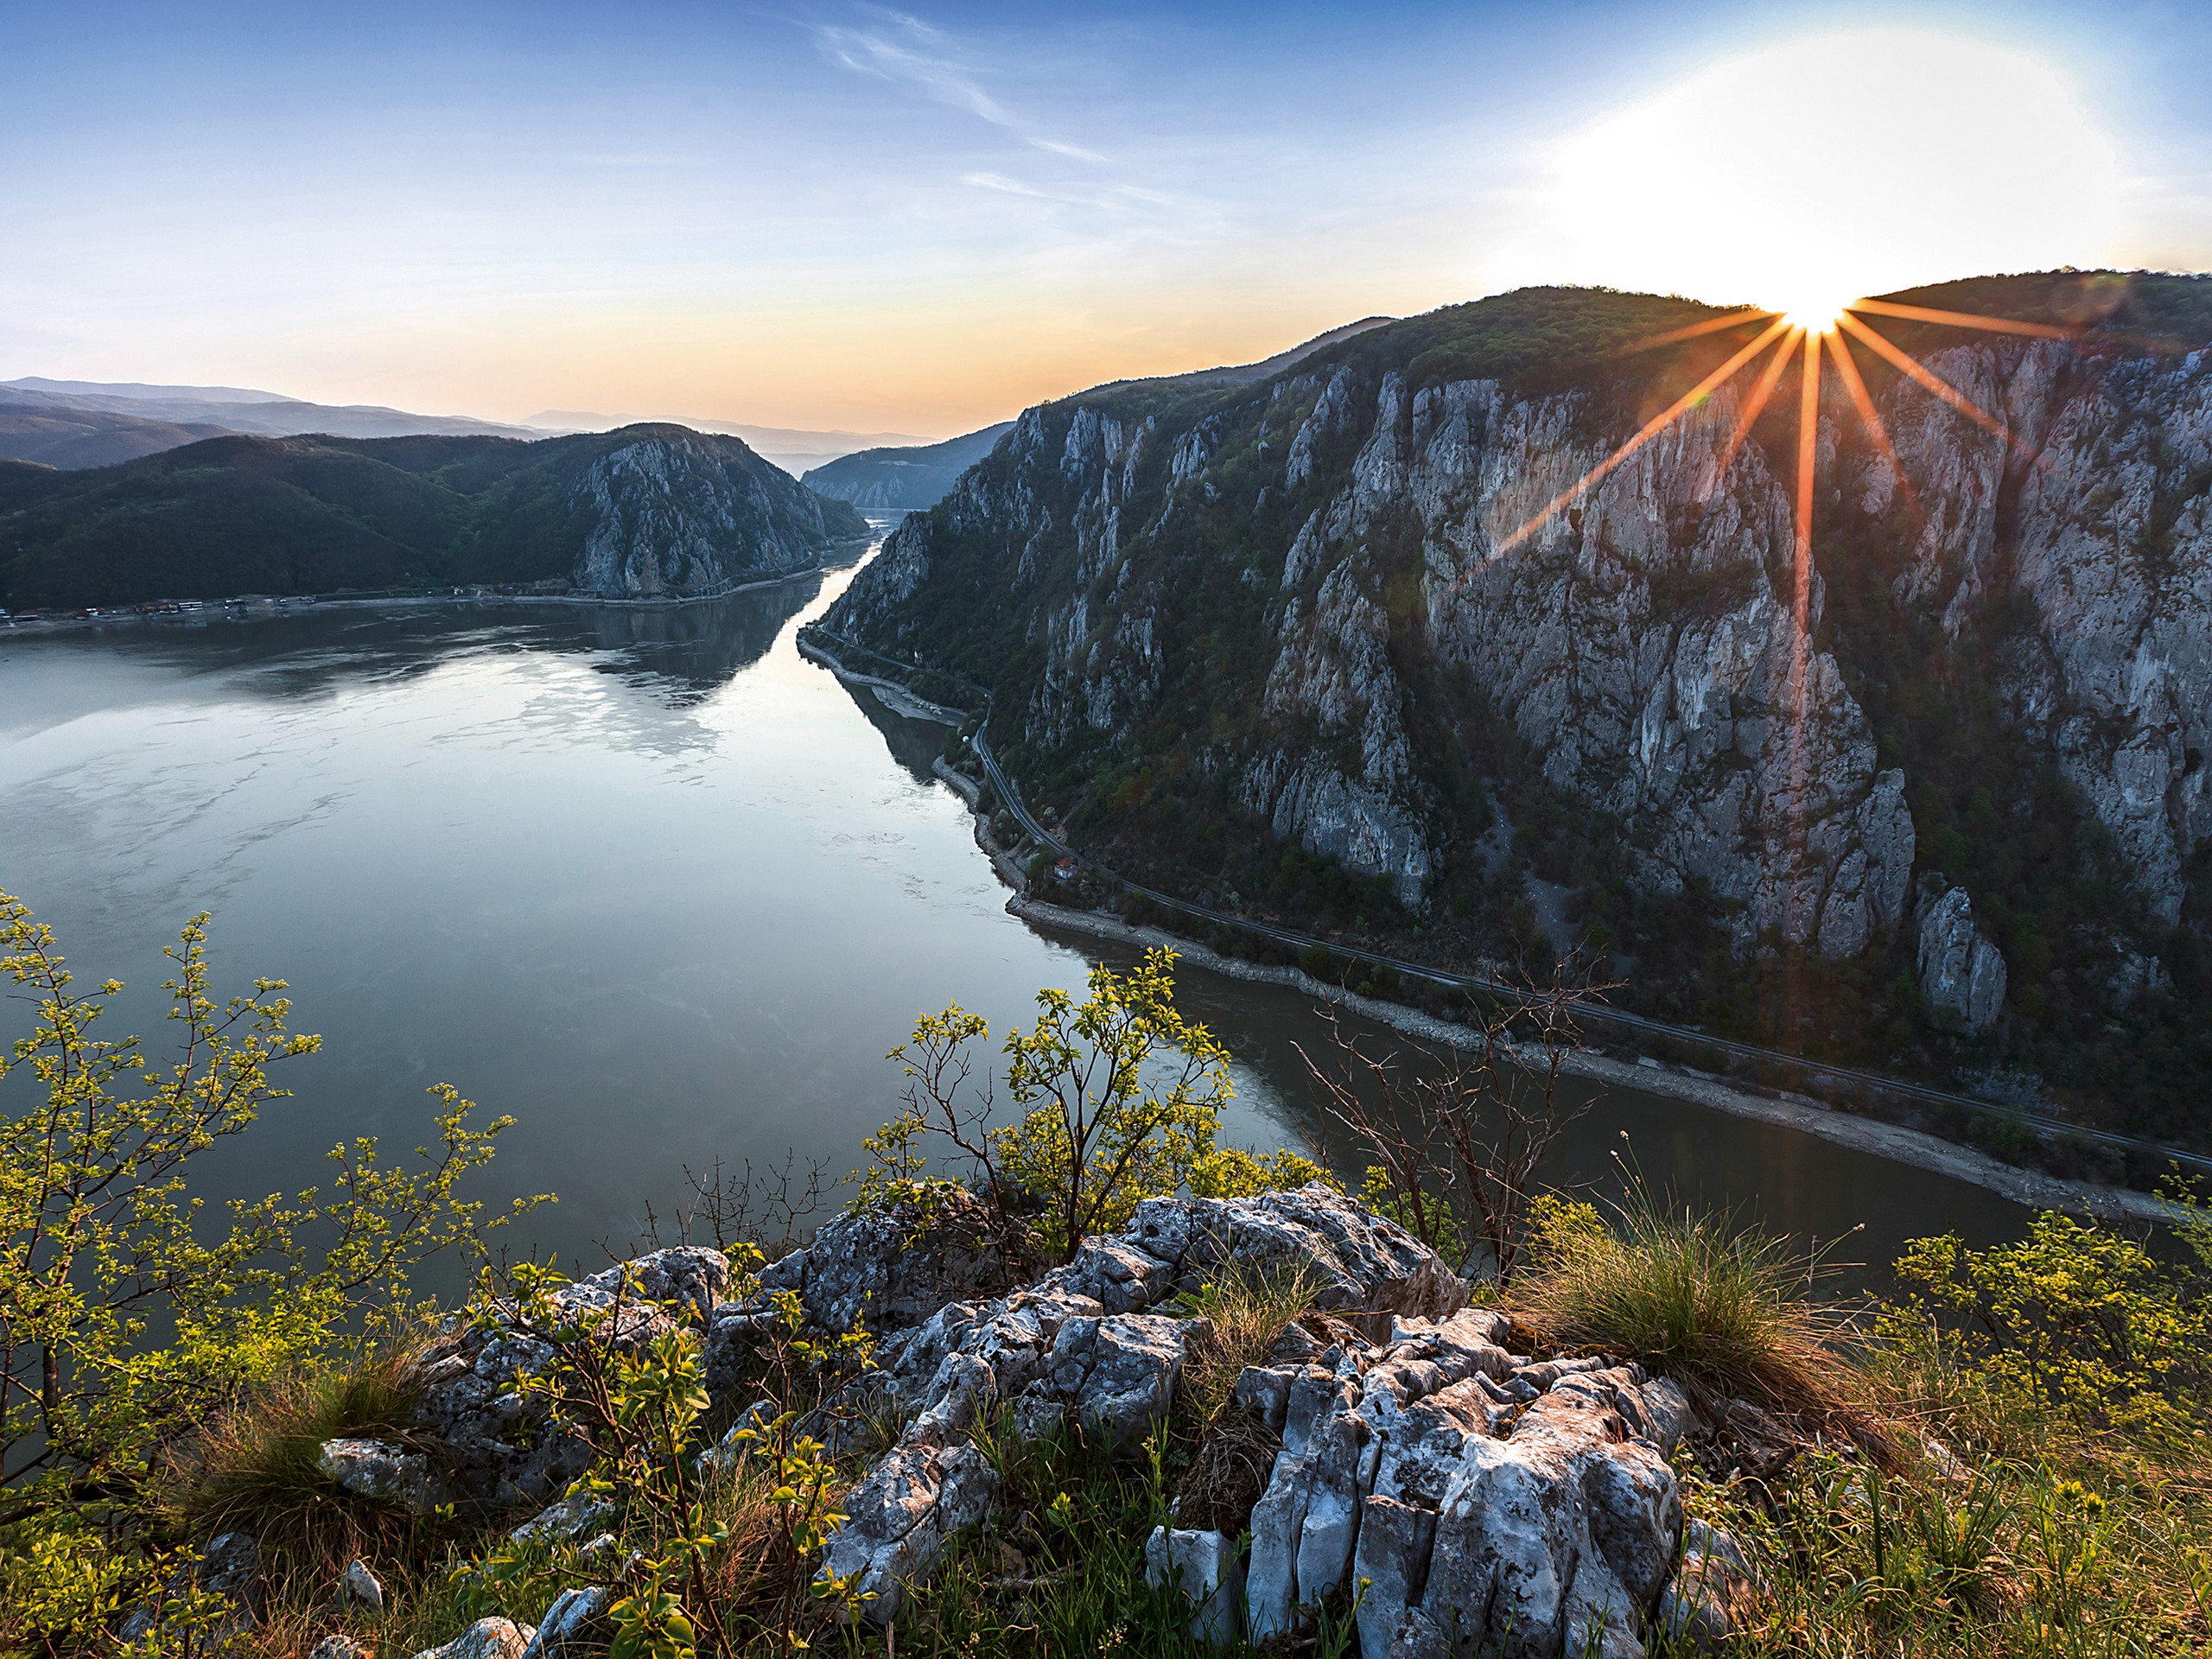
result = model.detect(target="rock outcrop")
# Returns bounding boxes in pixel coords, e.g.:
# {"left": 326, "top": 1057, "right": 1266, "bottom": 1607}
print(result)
{"left": 1234, "top": 1308, "right": 1689, "bottom": 1658}
{"left": 404, "top": 1246, "right": 734, "bottom": 1507}
{"left": 376, "top": 1187, "right": 1754, "bottom": 1659}
{"left": 819, "top": 1185, "right": 1470, "bottom": 1618}
{"left": 804, "top": 1185, "right": 1723, "bottom": 1656}
{"left": 1916, "top": 884, "right": 2008, "bottom": 1032}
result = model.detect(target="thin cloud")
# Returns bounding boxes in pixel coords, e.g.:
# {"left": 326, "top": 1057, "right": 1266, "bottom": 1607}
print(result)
{"left": 962, "top": 172, "right": 1172, "bottom": 213}
{"left": 812, "top": 9, "right": 1108, "bottom": 164}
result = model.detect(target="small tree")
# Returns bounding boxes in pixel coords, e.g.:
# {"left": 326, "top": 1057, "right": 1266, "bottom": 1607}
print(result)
{"left": 861, "top": 949, "right": 1232, "bottom": 1263}
{"left": 1300, "top": 963, "right": 1603, "bottom": 1286}
{"left": 0, "top": 890, "right": 533, "bottom": 1529}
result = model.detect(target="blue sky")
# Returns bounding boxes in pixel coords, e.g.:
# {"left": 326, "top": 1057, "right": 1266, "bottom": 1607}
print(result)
{"left": 5, "top": 1, "right": 2208, "bottom": 435}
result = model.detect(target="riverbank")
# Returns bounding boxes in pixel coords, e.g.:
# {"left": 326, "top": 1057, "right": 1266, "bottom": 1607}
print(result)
{"left": 1007, "top": 893, "right": 2183, "bottom": 1227}
{"left": 794, "top": 635, "right": 969, "bottom": 724}
{"left": 0, "top": 541, "right": 878, "bottom": 637}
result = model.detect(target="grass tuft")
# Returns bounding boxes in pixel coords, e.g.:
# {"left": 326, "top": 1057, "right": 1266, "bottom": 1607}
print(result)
{"left": 1172, "top": 1258, "right": 1330, "bottom": 1429}
{"left": 1508, "top": 1188, "right": 1862, "bottom": 1433}
{"left": 173, "top": 1326, "right": 436, "bottom": 1572}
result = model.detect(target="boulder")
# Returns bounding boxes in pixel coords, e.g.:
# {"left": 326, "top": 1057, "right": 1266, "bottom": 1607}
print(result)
{"left": 199, "top": 1532, "right": 263, "bottom": 1617}
{"left": 1654, "top": 1519, "right": 1760, "bottom": 1649}
{"left": 508, "top": 1490, "right": 618, "bottom": 1547}
{"left": 1145, "top": 1527, "right": 1243, "bottom": 1647}
{"left": 410, "top": 1618, "right": 535, "bottom": 1659}
{"left": 339, "top": 1558, "right": 384, "bottom": 1614}
{"left": 318, "top": 1438, "right": 451, "bottom": 1514}
{"left": 310, "top": 1638, "right": 371, "bottom": 1659}
{"left": 519, "top": 1586, "right": 609, "bottom": 1659}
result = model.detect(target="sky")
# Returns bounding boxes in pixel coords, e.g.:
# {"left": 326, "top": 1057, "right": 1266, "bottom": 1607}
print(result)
{"left": 5, "top": 0, "right": 2210, "bottom": 438}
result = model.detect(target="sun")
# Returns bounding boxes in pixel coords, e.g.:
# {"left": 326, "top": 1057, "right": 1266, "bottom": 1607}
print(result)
{"left": 1778, "top": 295, "right": 1852, "bottom": 335}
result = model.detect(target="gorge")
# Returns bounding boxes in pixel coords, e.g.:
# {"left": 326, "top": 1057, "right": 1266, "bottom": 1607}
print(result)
{"left": 821, "top": 273, "right": 2212, "bottom": 1154}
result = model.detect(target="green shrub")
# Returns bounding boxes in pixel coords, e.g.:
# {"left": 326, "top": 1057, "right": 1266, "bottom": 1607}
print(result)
{"left": 1882, "top": 1204, "right": 2212, "bottom": 1451}
{"left": 860, "top": 949, "right": 1232, "bottom": 1263}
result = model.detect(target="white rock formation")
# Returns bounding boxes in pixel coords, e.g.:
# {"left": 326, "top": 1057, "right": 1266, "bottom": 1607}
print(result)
{"left": 1916, "top": 885, "right": 2007, "bottom": 1032}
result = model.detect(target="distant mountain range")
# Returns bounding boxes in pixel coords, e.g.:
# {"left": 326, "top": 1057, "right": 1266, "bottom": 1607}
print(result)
{"left": 803, "top": 423, "right": 1018, "bottom": 510}
{"left": 0, "top": 424, "right": 868, "bottom": 610}
{"left": 0, "top": 377, "right": 540, "bottom": 470}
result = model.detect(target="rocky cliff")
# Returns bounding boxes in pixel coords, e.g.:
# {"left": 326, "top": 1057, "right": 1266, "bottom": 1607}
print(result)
{"left": 823, "top": 276, "right": 2212, "bottom": 1135}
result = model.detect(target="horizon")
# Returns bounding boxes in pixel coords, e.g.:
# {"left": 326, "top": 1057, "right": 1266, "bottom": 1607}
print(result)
{"left": 8, "top": 3, "right": 2212, "bottom": 439}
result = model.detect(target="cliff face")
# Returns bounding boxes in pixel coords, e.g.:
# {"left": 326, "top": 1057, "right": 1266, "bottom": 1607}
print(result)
{"left": 823, "top": 283, "right": 2212, "bottom": 1095}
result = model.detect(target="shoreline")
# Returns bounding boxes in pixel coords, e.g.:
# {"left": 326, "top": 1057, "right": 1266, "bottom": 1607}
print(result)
{"left": 0, "top": 537, "right": 880, "bottom": 637}
{"left": 797, "top": 636, "right": 972, "bottom": 724}
{"left": 1004, "top": 895, "right": 2186, "bottom": 1227}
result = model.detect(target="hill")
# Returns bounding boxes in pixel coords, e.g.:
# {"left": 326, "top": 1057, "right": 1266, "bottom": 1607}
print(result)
{"left": 0, "top": 424, "right": 869, "bottom": 609}
{"left": 803, "top": 422, "right": 1017, "bottom": 510}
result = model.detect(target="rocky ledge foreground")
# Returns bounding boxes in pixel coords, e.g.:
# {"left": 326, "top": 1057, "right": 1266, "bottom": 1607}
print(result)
{"left": 307, "top": 1186, "right": 1757, "bottom": 1659}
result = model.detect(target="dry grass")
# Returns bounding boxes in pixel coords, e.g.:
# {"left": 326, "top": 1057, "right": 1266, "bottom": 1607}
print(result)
{"left": 171, "top": 1325, "right": 439, "bottom": 1573}
{"left": 1508, "top": 1190, "right": 1872, "bottom": 1441}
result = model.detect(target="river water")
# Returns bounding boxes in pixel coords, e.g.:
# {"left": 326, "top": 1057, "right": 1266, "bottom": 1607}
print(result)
{"left": 0, "top": 534, "right": 2030, "bottom": 1292}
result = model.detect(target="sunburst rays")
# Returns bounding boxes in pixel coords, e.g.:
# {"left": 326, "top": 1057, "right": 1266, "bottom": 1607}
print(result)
{"left": 1475, "top": 285, "right": 2080, "bottom": 958}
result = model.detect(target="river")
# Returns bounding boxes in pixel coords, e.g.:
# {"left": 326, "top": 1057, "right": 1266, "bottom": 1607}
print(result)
{"left": 0, "top": 532, "right": 2031, "bottom": 1292}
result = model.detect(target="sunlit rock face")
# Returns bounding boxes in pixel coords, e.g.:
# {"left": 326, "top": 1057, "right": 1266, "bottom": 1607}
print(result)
{"left": 1878, "top": 340, "right": 2212, "bottom": 928}
{"left": 823, "top": 315, "right": 2212, "bottom": 964}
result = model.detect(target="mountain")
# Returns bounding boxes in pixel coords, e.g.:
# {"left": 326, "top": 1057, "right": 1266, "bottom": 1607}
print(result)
{"left": 0, "top": 378, "right": 538, "bottom": 467}
{"left": 521, "top": 412, "right": 932, "bottom": 475}
{"left": 0, "top": 401, "right": 240, "bottom": 469}
{"left": 818, "top": 272, "right": 2212, "bottom": 1147}
{"left": 0, "top": 424, "right": 869, "bottom": 609}
{"left": 804, "top": 422, "right": 1018, "bottom": 511}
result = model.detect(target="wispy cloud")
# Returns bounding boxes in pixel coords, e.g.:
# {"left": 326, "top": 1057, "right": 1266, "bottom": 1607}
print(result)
{"left": 962, "top": 172, "right": 1170, "bottom": 213}
{"left": 812, "top": 9, "right": 1107, "bottom": 164}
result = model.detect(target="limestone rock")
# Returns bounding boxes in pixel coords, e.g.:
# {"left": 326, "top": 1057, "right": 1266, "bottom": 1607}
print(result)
{"left": 409, "top": 1247, "right": 730, "bottom": 1508}
{"left": 508, "top": 1490, "right": 618, "bottom": 1547}
{"left": 743, "top": 1190, "right": 1016, "bottom": 1341}
{"left": 309, "top": 1637, "right": 370, "bottom": 1659}
{"left": 1654, "top": 1518, "right": 1760, "bottom": 1649}
{"left": 814, "top": 1430, "right": 1001, "bottom": 1620}
{"left": 824, "top": 1186, "right": 1467, "bottom": 1622}
{"left": 518, "top": 1587, "right": 609, "bottom": 1659}
{"left": 1146, "top": 1527, "right": 1243, "bottom": 1647}
{"left": 1916, "top": 885, "right": 2006, "bottom": 1032}
{"left": 1236, "top": 1334, "right": 1686, "bottom": 1656}
{"left": 410, "top": 1618, "right": 535, "bottom": 1659}
{"left": 318, "top": 1439, "right": 451, "bottom": 1514}
{"left": 339, "top": 1558, "right": 384, "bottom": 1614}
